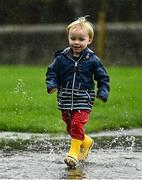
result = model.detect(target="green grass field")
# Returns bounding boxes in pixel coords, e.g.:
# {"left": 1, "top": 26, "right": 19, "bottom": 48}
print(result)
{"left": 0, "top": 65, "right": 142, "bottom": 134}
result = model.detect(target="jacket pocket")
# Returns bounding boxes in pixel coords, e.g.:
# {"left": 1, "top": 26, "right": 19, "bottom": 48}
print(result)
{"left": 65, "top": 81, "right": 69, "bottom": 93}
{"left": 86, "top": 91, "right": 91, "bottom": 105}
{"left": 57, "top": 89, "right": 63, "bottom": 105}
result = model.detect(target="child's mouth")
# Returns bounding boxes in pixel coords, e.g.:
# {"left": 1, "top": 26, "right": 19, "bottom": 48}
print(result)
{"left": 73, "top": 47, "right": 81, "bottom": 50}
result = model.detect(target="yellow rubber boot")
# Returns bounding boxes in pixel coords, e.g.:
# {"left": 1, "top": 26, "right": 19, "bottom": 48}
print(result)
{"left": 64, "top": 138, "right": 82, "bottom": 168}
{"left": 79, "top": 135, "right": 94, "bottom": 161}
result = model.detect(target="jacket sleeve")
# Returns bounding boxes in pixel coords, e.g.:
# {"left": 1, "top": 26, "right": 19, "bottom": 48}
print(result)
{"left": 45, "top": 57, "right": 60, "bottom": 93}
{"left": 93, "top": 57, "right": 110, "bottom": 101}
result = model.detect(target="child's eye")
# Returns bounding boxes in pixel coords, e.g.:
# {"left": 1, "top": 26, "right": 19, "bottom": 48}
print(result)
{"left": 70, "top": 37, "right": 85, "bottom": 41}
{"left": 70, "top": 37, "right": 76, "bottom": 40}
{"left": 79, "top": 38, "right": 85, "bottom": 41}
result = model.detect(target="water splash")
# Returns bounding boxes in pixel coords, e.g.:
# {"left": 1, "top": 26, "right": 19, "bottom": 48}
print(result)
{"left": 125, "top": 136, "right": 136, "bottom": 151}
{"left": 14, "top": 79, "right": 24, "bottom": 94}
{"left": 109, "top": 128, "right": 136, "bottom": 151}
{"left": 13, "top": 78, "right": 32, "bottom": 101}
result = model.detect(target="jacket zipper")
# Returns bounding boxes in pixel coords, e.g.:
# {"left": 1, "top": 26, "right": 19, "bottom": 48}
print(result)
{"left": 67, "top": 55, "right": 82, "bottom": 110}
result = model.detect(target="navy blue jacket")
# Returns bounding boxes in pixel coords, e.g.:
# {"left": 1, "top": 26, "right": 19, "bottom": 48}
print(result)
{"left": 46, "top": 47, "right": 110, "bottom": 110}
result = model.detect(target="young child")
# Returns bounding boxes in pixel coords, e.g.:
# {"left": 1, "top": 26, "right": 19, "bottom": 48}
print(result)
{"left": 46, "top": 17, "right": 110, "bottom": 168}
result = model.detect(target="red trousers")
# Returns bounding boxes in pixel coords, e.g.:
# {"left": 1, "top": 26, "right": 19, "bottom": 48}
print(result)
{"left": 61, "top": 110, "right": 90, "bottom": 140}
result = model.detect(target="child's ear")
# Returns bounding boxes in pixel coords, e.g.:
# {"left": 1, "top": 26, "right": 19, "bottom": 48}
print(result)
{"left": 88, "top": 38, "right": 93, "bottom": 44}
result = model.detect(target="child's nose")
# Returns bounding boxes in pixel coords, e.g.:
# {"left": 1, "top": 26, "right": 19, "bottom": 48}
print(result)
{"left": 74, "top": 40, "right": 79, "bottom": 44}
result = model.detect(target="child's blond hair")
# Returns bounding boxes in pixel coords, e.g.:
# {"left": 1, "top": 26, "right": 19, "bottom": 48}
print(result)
{"left": 66, "top": 16, "right": 94, "bottom": 40}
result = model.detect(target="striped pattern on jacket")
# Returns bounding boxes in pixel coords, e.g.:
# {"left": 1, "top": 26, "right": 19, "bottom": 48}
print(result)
{"left": 57, "top": 88, "right": 95, "bottom": 110}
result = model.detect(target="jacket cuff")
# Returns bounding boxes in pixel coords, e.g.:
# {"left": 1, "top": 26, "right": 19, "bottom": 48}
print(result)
{"left": 97, "top": 91, "right": 108, "bottom": 102}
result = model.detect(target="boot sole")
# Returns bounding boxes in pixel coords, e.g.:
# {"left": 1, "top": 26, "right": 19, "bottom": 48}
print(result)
{"left": 64, "top": 156, "right": 78, "bottom": 168}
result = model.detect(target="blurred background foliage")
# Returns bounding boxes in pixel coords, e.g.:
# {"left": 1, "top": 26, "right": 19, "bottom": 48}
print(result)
{"left": 0, "top": 0, "right": 142, "bottom": 24}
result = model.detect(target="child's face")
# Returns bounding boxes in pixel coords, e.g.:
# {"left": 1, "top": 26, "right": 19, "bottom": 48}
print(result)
{"left": 68, "top": 26, "right": 92, "bottom": 56}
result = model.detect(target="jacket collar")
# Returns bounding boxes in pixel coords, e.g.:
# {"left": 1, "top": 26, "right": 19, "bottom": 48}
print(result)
{"left": 55, "top": 47, "right": 94, "bottom": 60}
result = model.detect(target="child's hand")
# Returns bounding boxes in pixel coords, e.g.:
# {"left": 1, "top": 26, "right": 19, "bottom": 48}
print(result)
{"left": 97, "top": 96, "right": 107, "bottom": 102}
{"left": 48, "top": 88, "right": 57, "bottom": 94}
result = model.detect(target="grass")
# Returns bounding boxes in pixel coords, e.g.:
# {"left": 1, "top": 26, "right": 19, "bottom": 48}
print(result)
{"left": 0, "top": 65, "right": 142, "bottom": 134}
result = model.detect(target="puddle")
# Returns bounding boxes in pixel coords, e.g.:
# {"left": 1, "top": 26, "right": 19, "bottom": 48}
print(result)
{"left": 0, "top": 129, "right": 142, "bottom": 179}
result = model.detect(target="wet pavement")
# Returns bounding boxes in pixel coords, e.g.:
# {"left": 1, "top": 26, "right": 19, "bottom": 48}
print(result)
{"left": 0, "top": 128, "right": 142, "bottom": 179}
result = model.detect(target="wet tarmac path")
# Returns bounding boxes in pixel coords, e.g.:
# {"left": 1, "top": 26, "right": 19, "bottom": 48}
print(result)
{"left": 0, "top": 129, "right": 142, "bottom": 179}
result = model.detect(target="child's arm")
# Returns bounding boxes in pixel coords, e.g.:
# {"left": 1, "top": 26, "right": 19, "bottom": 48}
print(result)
{"left": 94, "top": 58, "right": 110, "bottom": 102}
{"left": 45, "top": 58, "right": 59, "bottom": 94}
